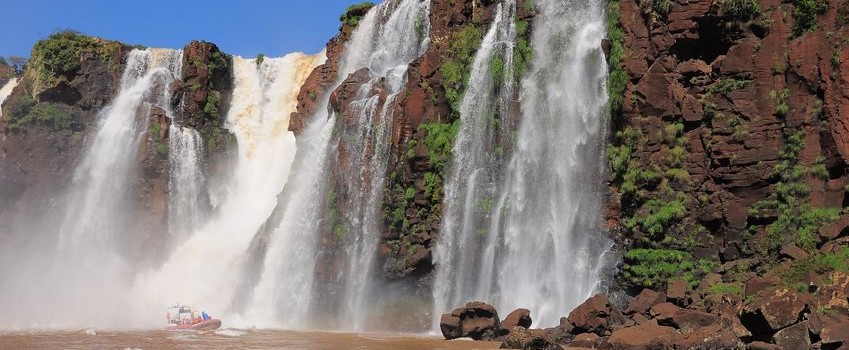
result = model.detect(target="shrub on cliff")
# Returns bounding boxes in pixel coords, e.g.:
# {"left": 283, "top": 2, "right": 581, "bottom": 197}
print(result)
{"left": 340, "top": 2, "right": 375, "bottom": 28}
{"left": 28, "top": 29, "right": 120, "bottom": 93}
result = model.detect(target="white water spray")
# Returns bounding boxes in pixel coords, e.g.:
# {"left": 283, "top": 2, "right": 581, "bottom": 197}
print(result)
{"left": 434, "top": 0, "right": 612, "bottom": 328}
{"left": 132, "top": 52, "right": 324, "bottom": 327}
{"left": 0, "top": 77, "right": 18, "bottom": 117}
{"left": 240, "top": 0, "right": 431, "bottom": 330}
{"left": 433, "top": 0, "right": 516, "bottom": 326}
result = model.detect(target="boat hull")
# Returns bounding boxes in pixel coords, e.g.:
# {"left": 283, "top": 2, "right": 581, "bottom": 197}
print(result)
{"left": 167, "top": 319, "right": 221, "bottom": 331}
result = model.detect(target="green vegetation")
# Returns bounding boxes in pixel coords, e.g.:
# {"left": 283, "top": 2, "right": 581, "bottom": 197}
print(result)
{"left": 749, "top": 94, "right": 842, "bottom": 252}
{"left": 5, "top": 93, "right": 36, "bottom": 131}
{"left": 621, "top": 248, "right": 715, "bottom": 288}
{"left": 607, "top": 0, "right": 627, "bottom": 120}
{"left": 720, "top": 0, "right": 761, "bottom": 20}
{"left": 784, "top": 247, "right": 849, "bottom": 286}
{"left": 203, "top": 94, "right": 220, "bottom": 119}
{"left": 326, "top": 190, "right": 350, "bottom": 241}
{"left": 199, "top": 124, "right": 235, "bottom": 154}
{"left": 514, "top": 19, "right": 533, "bottom": 82}
{"left": 441, "top": 24, "right": 484, "bottom": 117}
{"left": 156, "top": 142, "right": 169, "bottom": 157}
{"left": 340, "top": 2, "right": 375, "bottom": 28}
{"left": 791, "top": 0, "right": 829, "bottom": 37}
{"left": 256, "top": 53, "right": 265, "bottom": 66}
{"left": 707, "top": 281, "right": 744, "bottom": 295}
{"left": 623, "top": 195, "right": 688, "bottom": 238}
{"left": 419, "top": 120, "right": 461, "bottom": 170}
{"left": 29, "top": 30, "right": 121, "bottom": 90}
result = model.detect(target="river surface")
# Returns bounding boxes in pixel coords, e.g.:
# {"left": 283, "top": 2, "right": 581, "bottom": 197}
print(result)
{"left": 0, "top": 329, "right": 500, "bottom": 349}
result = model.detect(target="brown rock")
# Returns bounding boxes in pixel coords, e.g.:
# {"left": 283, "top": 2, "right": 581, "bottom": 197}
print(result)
{"left": 741, "top": 289, "right": 808, "bottom": 336}
{"left": 673, "top": 323, "right": 743, "bottom": 350}
{"left": 440, "top": 313, "right": 461, "bottom": 339}
{"left": 668, "top": 309, "right": 719, "bottom": 334}
{"left": 745, "top": 275, "right": 780, "bottom": 298}
{"left": 606, "top": 324, "right": 679, "bottom": 350}
{"left": 440, "top": 301, "right": 501, "bottom": 340}
{"left": 625, "top": 289, "right": 667, "bottom": 315}
{"left": 499, "top": 327, "right": 559, "bottom": 350}
{"left": 649, "top": 302, "right": 681, "bottom": 320}
{"left": 566, "top": 293, "right": 614, "bottom": 335}
{"left": 772, "top": 321, "right": 810, "bottom": 350}
{"left": 821, "top": 320, "right": 849, "bottom": 347}
{"left": 779, "top": 244, "right": 809, "bottom": 260}
{"left": 667, "top": 279, "right": 689, "bottom": 306}
{"left": 568, "top": 332, "right": 599, "bottom": 348}
{"left": 746, "top": 341, "right": 782, "bottom": 350}
{"left": 501, "top": 308, "right": 532, "bottom": 331}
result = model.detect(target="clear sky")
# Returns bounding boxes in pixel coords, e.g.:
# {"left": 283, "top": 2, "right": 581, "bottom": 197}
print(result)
{"left": 1, "top": 0, "right": 365, "bottom": 59}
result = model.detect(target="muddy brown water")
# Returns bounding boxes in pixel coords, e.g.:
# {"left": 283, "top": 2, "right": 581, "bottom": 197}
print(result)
{"left": 0, "top": 329, "right": 501, "bottom": 349}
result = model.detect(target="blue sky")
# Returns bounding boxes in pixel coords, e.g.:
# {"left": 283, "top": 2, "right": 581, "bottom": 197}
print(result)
{"left": 1, "top": 0, "right": 365, "bottom": 59}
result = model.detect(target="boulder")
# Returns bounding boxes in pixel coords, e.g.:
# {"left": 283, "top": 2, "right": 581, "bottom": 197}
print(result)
{"left": 779, "top": 244, "right": 808, "bottom": 260}
{"left": 744, "top": 275, "right": 780, "bottom": 298}
{"left": 740, "top": 289, "right": 808, "bottom": 335}
{"left": 606, "top": 324, "right": 679, "bottom": 350}
{"left": 746, "top": 341, "right": 782, "bottom": 350}
{"left": 821, "top": 320, "right": 849, "bottom": 348}
{"left": 568, "top": 333, "right": 599, "bottom": 348}
{"left": 673, "top": 323, "right": 743, "bottom": 350}
{"left": 499, "top": 326, "right": 559, "bottom": 350}
{"left": 772, "top": 321, "right": 810, "bottom": 350}
{"left": 440, "top": 301, "right": 501, "bottom": 340}
{"left": 667, "top": 279, "right": 690, "bottom": 306}
{"left": 566, "top": 293, "right": 616, "bottom": 335}
{"left": 667, "top": 309, "right": 719, "bottom": 334}
{"left": 624, "top": 289, "right": 667, "bottom": 315}
{"left": 501, "top": 308, "right": 532, "bottom": 332}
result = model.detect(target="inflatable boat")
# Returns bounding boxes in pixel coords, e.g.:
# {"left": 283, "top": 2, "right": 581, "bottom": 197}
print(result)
{"left": 166, "top": 304, "right": 221, "bottom": 331}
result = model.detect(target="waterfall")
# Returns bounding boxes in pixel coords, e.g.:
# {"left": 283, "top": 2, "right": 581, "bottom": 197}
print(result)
{"left": 433, "top": 0, "right": 517, "bottom": 326}
{"left": 0, "top": 49, "right": 184, "bottom": 328}
{"left": 167, "top": 125, "right": 205, "bottom": 239}
{"left": 58, "top": 49, "right": 182, "bottom": 251}
{"left": 0, "top": 77, "right": 18, "bottom": 117}
{"left": 132, "top": 53, "right": 324, "bottom": 326}
{"left": 434, "top": 0, "right": 612, "bottom": 328}
{"left": 241, "top": 0, "right": 431, "bottom": 330}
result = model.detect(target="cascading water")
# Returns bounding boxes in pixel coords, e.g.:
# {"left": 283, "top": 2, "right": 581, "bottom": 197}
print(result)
{"left": 167, "top": 126, "right": 205, "bottom": 240}
{"left": 132, "top": 52, "right": 324, "bottom": 326}
{"left": 0, "top": 77, "right": 19, "bottom": 117}
{"left": 0, "top": 49, "right": 184, "bottom": 328}
{"left": 240, "top": 0, "right": 431, "bottom": 330}
{"left": 434, "top": 0, "right": 612, "bottom": 328}
{"left": 433, "top": 0, "right": 516, "bottom": 326}
{"left": 59, "top": 49, "right": 183, "bottom": 252}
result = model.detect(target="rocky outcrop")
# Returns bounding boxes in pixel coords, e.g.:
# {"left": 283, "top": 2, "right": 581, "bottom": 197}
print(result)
{"left": 440, "top": 301, "right": 501, "bottom": 340}
{"left": 0, "top": 31, "right": 130, "bottom": 230}
{"left": 170, "top": 40, "right": 234, "bottom": 160}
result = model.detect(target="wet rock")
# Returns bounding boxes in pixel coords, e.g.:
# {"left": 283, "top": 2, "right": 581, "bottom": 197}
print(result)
{"left": 501, "top": 308, "right": 532, "bottom": 332}
{"left": 440, "top": 301, "right": 501, "bottom": 340}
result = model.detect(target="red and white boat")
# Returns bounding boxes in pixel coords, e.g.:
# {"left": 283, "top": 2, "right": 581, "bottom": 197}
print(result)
{"left": 166, "top": 304, "right": 221, "bottom": 331}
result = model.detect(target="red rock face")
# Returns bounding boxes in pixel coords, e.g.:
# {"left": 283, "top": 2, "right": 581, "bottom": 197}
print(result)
{"left": 610, "top": 0, "right": 849, "bottom": 283}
